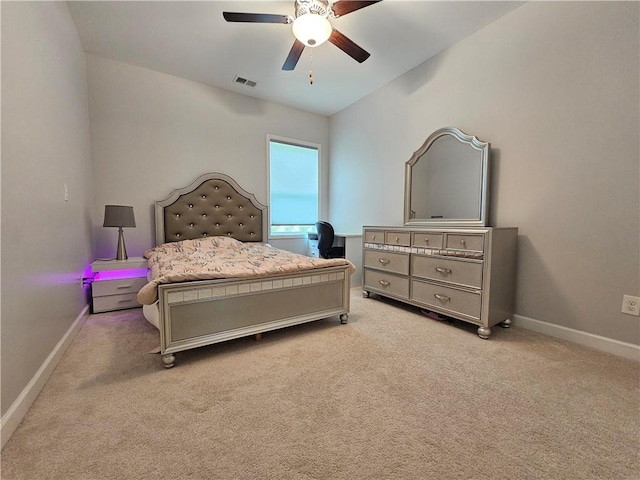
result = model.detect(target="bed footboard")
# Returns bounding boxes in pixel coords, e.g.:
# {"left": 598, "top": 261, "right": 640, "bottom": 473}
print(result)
{"left": 157, "top": 265, "right": 351, "bottom": 368}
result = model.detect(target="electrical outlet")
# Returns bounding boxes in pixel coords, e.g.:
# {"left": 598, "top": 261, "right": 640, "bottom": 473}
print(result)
{"left": 621, "top": 295, "right": 640, "bottom": 316}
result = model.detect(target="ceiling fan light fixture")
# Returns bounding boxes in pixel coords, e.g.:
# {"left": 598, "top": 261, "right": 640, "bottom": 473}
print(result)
{"left": 292, "top": 13, "right": 332, "bottom": 47}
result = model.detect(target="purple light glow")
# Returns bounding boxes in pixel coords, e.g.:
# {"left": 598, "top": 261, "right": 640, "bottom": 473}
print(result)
{"left": 93, "top": 268, "right": 149, "bottom": 281}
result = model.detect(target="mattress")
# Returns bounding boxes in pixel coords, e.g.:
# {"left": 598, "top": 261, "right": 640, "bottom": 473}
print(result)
{"left": 142, "top": 303, "right": 160, "bottom": 329}
{"left": 137, "top": 236, "right": 353, "bottom": 305}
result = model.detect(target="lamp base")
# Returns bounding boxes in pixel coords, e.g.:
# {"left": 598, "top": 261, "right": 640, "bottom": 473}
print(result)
{"left": 116, "top": 228, "right": 128, "bottom": 260}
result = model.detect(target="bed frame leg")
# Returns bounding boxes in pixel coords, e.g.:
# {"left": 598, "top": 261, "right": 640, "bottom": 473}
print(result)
{"left": 162, "top": 353, "right": 176, "bottom": 369}
{"left": 254, "top": 333, "right": 262, "bottom": 341}
{"left": 340, "top": 313, "right": 348, "bottom": 324}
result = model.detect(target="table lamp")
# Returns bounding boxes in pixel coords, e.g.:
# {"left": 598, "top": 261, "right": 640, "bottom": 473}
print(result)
{"left": 103, "top": 205, "right": 136, "bottom": 260}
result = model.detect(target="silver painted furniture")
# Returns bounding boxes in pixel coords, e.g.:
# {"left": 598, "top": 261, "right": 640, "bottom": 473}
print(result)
{"left": 91, "top": 257, "right": 148, "bottom": 313}
{"left": 363, "top": 127, "right": 517, "bottom": 338}
{"left": 145, "top": 172, "right": 351, "bottom": 368}
{"left": 362, "top": 226, "right": 517, "bottom": 338}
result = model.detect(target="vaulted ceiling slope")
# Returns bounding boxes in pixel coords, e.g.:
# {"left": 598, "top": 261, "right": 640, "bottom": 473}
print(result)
{"left": 68, "top": 1, "right": 523, "bottom": 116}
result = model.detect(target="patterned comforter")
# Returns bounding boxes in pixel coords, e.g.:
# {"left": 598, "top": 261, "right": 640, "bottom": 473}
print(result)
{"left": 136, "top": 236, "right": 353, "bottom": 305}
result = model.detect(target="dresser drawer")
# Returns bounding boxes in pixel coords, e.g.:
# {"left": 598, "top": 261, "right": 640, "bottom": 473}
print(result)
{"left": 92, "top": 276, "right": 148, "bottom": 297}
{"left": 412, "top": 232, "right": 443, "bottom": 249}
{"left": 411, "top": 280, "right": 481, "bottom": 320}
{"left": 445, "top": 233, "right": 484, "bottom": 252}
{"left": 93, "top": 293, "right": 141, "bottom": 313}
{"left": 412, "top": 255, "right": 483, "bottom": 289}
{"left": 385, "top": 231, "right": 411, "bottom": 247}
{"left": 364, "top": 230, "right": 385, "bottom": 244}
{"left": 364, "top": 269, "right": 409, "bottom": 299}
{"left": 364, "top": 250, "right": 410, "bottom": 275}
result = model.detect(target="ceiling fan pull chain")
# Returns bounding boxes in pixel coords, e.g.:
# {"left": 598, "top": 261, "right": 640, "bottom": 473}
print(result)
{"left": 309, "top": 50, "right": 314, "bottom": 85}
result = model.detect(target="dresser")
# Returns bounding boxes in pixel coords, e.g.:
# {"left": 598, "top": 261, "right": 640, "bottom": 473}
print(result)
{"left": 362, "top": 226, "right": 517, "bottom": 338}
{"left": 91, "top": 257, "right": 149, "bottom": 313}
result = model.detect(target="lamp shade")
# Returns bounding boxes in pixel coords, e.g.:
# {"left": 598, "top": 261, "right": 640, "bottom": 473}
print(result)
{"left": 292, "top": 14, "right": 332, "bottom": 47}
{"left": 103, "top": 205, "right": 136, "bottom": 228}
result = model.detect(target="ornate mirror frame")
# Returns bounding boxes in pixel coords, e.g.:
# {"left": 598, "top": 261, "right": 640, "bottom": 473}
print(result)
{"left": 404, "top": 127, "right": 490, "bottom": 227}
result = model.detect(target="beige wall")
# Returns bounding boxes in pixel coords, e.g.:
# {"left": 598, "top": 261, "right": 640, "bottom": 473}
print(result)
{"left": 86, "top": 54, "right": 329, "bottom": 259}
{"left": 328, "top": 2, "right": 640, "bottom": 344}
{"left": 1, "top": 2, "right": 94, "bottom": 416}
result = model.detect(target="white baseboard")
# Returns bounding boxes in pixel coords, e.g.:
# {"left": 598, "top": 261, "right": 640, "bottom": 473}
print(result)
{"left": 1, "top": 305, "right": 90, "bottom": 449}
{"left": 513, "top": 314, "right": 640, "bottom": 362}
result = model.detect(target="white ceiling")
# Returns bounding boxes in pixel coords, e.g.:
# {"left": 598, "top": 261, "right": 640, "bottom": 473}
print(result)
{"left": 68, "top": 1, "right": 523, "bottom": 117}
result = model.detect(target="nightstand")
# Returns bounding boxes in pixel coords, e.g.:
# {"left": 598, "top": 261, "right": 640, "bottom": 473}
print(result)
{"left": 90, "top": 257, "right": 149, "bottom": 313}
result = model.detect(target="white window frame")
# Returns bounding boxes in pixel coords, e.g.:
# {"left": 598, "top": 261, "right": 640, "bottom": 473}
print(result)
{"left": 266, "top": 134, "right": 321, "bottom": 239}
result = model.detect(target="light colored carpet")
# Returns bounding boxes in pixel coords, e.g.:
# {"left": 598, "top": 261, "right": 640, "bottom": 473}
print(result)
{"left": 2, "top": 288, "right": 639, "bottom": 480}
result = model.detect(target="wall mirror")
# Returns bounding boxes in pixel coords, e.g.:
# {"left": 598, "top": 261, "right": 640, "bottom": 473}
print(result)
{"left": 404, "top": 127, "right": 490, "bottom": 227}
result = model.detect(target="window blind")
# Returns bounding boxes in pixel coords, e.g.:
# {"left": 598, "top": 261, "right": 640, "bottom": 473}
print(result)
{"left": 269, "top": 141, "right": 318, "bottom": 225}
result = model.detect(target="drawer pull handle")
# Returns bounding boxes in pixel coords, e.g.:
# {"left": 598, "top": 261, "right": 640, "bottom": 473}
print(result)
{"left": 372, "top": 234, "right": 376, "bottom": 240}
{"left": 116, "top": 285, "right": 133, "bottom": 289}
{"left": 434, "top": 293, "right": 451, "bottom": 302}
{"left": 395, "top": 236, "right": 399, "bottom": 242}
{"left": 379, "top": 280, "right": 390, "bottom": 287}
{"left": 460, "top": 239, "right": 466, "bottom": 246}
{"left": 378, "top": 258, "right": 390, "bottom": 266}
{"left": 435, "top": 267, "right": 451, "bottom": 274}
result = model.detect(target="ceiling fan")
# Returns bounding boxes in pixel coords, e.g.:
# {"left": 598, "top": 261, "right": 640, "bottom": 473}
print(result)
{"left": 223, "top": 0, "right": 381, "bottom": 71}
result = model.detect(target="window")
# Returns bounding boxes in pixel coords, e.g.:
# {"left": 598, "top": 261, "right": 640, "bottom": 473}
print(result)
{"left": 268, "top": 135, "right": 320, "bottom": 236}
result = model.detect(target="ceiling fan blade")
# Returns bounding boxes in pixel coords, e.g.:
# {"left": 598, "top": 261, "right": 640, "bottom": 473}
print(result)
{"left": 282, "top": 40, "right": 305, "bottom": 71}
{"left": 329, "top": 29, "right": 370, "bottom": 63}
{"left": 331, "top": 0, "right": 381, "bottom": 17}
{"left": 223, "top": 12, "right": 291, "bottom": 24}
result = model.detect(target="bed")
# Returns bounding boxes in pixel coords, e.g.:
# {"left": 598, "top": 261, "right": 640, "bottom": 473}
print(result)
{"left": 138, "top": 172, "right": 352, "bottom": 368}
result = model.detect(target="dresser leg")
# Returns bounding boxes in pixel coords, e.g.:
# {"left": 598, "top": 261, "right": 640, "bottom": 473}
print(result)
{"left": 162, "top": 353, "right": 176, "bottom": 368}
{"left": 362, "top": 290, "right": 370, "bottom": 298}
{"left": 340, "top": 313, "right": 349, "bottom": 324}
{"left": 477, "top": 326, "right": 491, "bottom": 339}
{"left": 500, "top": 318, "right": 512, "bottom": 328}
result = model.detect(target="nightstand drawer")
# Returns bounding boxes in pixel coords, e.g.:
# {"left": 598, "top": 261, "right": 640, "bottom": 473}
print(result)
{"left": 92, "top": 276, "right": 147, "bottom": 297}
{"left": 93, "top": 293, "right": 141, "bottom": 313}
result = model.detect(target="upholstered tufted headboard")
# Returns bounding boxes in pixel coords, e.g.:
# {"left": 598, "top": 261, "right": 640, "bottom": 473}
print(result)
{"left": 154, "top": 172, "right": 268, "bottom": 245}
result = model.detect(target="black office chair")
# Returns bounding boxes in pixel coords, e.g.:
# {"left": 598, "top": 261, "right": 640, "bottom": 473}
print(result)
{"left": 315, "top": 221, "right": 345, "bottom": 259}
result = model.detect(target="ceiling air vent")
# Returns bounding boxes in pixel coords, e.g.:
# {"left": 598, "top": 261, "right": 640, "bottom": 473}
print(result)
{"left": 234, "top": 76, "right": 258, "bottom": 88}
